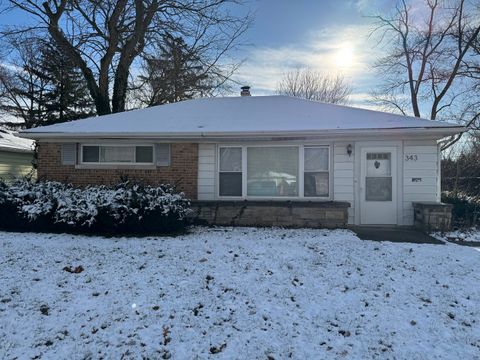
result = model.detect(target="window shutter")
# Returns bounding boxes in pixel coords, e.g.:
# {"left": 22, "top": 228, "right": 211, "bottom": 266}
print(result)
{"left": 155, "top": 144, "right": 171, "bottom": 166}
{"left": 61, "top": 143, "right": 77, "bottom": 165}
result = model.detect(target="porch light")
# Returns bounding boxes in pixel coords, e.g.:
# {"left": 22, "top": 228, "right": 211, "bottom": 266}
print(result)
{"left": 347, "top": 144, "right": 353, "bottom": 157}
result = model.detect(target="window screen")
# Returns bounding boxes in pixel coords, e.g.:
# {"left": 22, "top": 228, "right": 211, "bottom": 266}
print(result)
{"left": 247, "top": 147, "right": 298, "bottom": 197}
{"left": 219, "top": 147, "right": 242, "bottom": 196}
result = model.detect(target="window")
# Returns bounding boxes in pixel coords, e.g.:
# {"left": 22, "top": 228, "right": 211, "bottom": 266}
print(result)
{"left": 247, "top": 147, "right": 298, "bottom": 196}
{"left": 365, "top": 152, "right": 392, "bottom": 201}
{"left": 304, "top": 146, "right": 329, "bottom": 197}
{"left": 217, "top": 145, "right": 330, "bottom": 199}
{"left": 83, "top": 146, "right": 100, "bottom": 163}
{"left": 136, "top": 146, "right": 154, "bottom": 163}
{"left": 81, "top": 145, "right": 154, "bottom": 165}
{"left": 219, "top": 147, "right": 242, "bottom": 196}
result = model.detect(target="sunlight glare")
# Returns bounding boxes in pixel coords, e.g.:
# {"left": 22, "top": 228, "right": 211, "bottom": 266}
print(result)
{"left": 335, "top": 45, "right": 355, "bottom": 69}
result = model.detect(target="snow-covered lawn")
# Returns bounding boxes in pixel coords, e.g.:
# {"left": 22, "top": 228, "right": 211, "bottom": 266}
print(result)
{"left": 1, "top": 227, "right": 479, "bottom": 359}
{"left": 433, "top": 227, "right": 480, "bottom": 245}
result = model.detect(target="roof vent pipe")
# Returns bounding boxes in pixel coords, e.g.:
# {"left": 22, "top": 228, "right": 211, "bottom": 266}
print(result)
{"left": 240, "top": 86, "right": 251, "bottom": 96}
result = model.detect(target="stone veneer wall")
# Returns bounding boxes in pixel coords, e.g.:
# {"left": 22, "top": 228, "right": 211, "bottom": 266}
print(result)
{"left": 189, "top": 200, "right": 350, "bottom": 228}
{"left": 413, "top": 202, "right": 453, "bottom": 232}
{"left": 36, "top": 142, "right": 198, "bottom": 199}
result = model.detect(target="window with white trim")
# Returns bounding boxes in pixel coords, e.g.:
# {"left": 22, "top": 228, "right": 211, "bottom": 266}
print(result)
{"left": 247, "top": 146, "right": 298, "bottom": 196}
{"left": 81, "top": 145, "right": 154, "bottom": 165}
{"left": 219, "top": 147, "right": 242, "bottom": 196}
{"left": 304, "top": 146, "right": 329, "bottom": 197}
{"left": 217, "top": 145, "right": 330, "bottom": 199}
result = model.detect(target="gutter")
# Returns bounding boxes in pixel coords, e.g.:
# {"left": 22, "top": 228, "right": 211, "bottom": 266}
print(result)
{"left": 18, "top": 126, "right": 466, "bottom": 141}
{"left": 0, "top": 145, "right": 34, "bottom": 154}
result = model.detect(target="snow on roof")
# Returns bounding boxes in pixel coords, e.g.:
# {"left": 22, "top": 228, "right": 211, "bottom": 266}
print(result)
{"left": 20, "top": 96, "right": 463, "bottom": 139}
{"left": 0, "top": 128, "right": 34, "bottom": 153}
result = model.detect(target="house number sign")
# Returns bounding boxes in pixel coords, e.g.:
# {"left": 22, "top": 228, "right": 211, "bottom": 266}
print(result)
{"left": 405, "top": 154, "right": 418, "bottom": 161}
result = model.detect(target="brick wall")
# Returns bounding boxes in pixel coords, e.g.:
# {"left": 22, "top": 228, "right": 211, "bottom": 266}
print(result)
{"left": 37, "top": 142, "right": 198, "bottom": 199}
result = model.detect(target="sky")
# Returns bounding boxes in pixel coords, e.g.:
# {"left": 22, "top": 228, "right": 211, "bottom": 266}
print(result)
{"left": 0, "top": 0, "right": 396, "bottom": 110}
{"left": 229, "top": 0, "right": 395, "bottom": 108}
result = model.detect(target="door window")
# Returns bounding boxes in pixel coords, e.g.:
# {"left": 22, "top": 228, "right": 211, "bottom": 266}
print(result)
{"left": 365, "top": 152, "right": 392, "bottom": 201}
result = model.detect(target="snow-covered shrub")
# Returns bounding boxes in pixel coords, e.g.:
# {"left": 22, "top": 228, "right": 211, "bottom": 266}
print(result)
{"left": 0, "top": 179, "right": 191, "bottom": 234}
{"left": 442, "top": 191, "right": 480, "bottom": 227}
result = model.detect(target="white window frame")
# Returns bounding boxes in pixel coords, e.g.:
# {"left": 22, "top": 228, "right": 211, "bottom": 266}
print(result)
{"left": 80, "top": 144, "right": 155, "bottom": 166}
{"left": 218, "top": 146, "right": 243, "bottom": 198}
{"left": 303, "top": 145, "right": 330, "bottom": 198}
{"left": 216, "top": 144, "right": 332, "bottom": 200}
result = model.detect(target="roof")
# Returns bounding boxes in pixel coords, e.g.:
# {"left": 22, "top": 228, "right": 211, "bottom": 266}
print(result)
{"left": 19, "top": 96, "right": 465, "bottom": 140}
{"left": 0, "top": 128, "right": 34, "bottom": 153}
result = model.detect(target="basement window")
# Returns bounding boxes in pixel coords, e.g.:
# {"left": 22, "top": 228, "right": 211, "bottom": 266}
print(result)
{"left": 81, "top": 145, "right": 154, "bottom": 165}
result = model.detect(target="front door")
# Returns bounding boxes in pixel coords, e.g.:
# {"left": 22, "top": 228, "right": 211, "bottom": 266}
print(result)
{"left": 360, "top": 147, "right": 397, "bottom": 225}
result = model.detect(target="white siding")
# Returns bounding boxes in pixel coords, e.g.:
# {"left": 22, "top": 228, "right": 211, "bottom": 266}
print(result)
{"left": 333, "top": 142, "right": 355, "bottom": 224}
{"left": 198, "top": 144, "right": 216, "bottom": 200}
{"left": 197, "top": 139, "right": 440, "bottom": 226}
{"left": 402, "top": 140, "right": 439, "bottom": 225}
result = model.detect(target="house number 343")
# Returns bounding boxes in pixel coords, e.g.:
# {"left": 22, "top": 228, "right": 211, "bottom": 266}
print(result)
{"left": 405, "top": 154, "right": 418, "bottom": 161}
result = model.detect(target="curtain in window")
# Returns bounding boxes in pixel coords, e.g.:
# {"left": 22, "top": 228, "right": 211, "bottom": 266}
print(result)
{"left": 219, "top": 148, "right": 242, "bottom": 196}
{"left": 247, "top": 147, "right": 298, "bottom": 196}
{"left": 220, "top": 148, "right": 242, "bottom": 171}
{"left": 100, "top": 146, "right": 134, "bottom": 163}
{"left": 304, "top": 147, "right": 329, "bottom": 197}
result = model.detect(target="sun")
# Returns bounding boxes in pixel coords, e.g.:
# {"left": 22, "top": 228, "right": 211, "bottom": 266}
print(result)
{"left": 335, "top": 45, "right": 355, "bottom": 69}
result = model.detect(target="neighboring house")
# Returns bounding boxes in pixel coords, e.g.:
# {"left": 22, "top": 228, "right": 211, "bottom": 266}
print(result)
{"left": 19, "top": 89, "right": 464, "bottom": 228}
{"left": 0, "top": 129, "right": 35, "bottom": 180}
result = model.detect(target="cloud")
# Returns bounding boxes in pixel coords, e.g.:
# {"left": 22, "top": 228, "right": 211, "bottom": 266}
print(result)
{"left": 233, "top": 23, "right": 382, "bottom": 109}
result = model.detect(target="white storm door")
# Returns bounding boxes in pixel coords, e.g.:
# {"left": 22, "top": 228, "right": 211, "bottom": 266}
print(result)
{"left": 360, "top": 147, "right": 397, "bottom": 225}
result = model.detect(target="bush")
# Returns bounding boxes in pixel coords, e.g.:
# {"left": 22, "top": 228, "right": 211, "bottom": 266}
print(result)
{"left": 442, "top": 191, "right": 480, "bottom": 227}
{"left": 0, "top": 180, "right": 191, "bottom": 234}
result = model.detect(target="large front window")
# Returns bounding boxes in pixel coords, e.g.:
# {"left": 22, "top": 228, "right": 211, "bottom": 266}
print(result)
{"left": 247, "top": 147, "right": 298, "bottom": 196}
{"left": 218, "top": 145, "right": 330, "bottom": 198}
{"left": 81, "top": 145, "right": 154, "bottom": 164}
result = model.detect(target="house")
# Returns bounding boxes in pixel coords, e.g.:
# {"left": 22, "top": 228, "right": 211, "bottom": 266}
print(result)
{"left": 19, "top": 89, "right": 464, "bottom": 228}
{"left": 0, "top": 128, "right": 35, "bottom": 180}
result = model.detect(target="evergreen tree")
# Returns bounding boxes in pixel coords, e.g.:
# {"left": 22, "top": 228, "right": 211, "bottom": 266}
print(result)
{"left": 40, "top": 42, "right": 95, "bottom": 124}
{"left": 137, "top": 34, "right": 213, "bottom": 106}
{"left": 0, "top": 39, "right": 94, "bottom": 129}
{"left": 0, "top": 42, "right": 50, "bottom": 128}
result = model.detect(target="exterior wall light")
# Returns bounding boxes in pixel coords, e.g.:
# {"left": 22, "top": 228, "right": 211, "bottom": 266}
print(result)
{"left": 347, "top": 144, "right": 353, "bottom": 157}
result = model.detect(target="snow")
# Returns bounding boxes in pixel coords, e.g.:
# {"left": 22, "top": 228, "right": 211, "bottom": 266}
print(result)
{"left": 433, "top": 227, "right": 480, "bottom": 244}
{"left": 0, "top": 129, "right": 34, "bottom": 153}
{"left": 20, "top": 96, "right": 462, "bottom": 139}
{"left": 1, "top": 227, "right": 479, "bottom": 359}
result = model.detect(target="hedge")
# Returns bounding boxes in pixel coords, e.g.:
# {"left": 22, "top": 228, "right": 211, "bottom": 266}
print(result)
{"left": 0, "top": 180, "right": 191, "bottom": 235}
{"left": 442, "top": 191, "right": 480, "bottom": 227}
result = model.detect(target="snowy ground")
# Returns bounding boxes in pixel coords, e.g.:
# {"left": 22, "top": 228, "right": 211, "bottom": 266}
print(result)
{"left": 433, "top": 227, "right": 480, "bottom": 245}
{"left": 1, "top": 227, "right": 479, "bottom": 359}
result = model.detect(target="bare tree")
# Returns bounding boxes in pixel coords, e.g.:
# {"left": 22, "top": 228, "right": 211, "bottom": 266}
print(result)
{"left": 370, "top": 0, "right": 480, "bottom": 149}
{"left": 2, "top": 0, "right": 250, "bottom": 115}
{"left": 276, "top": 68, "right": 352, "bottom": 105}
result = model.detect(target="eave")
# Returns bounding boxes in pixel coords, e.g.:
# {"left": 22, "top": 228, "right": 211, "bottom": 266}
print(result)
{"left": 18, "top": 126, "right": 466, "bottom": 142}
